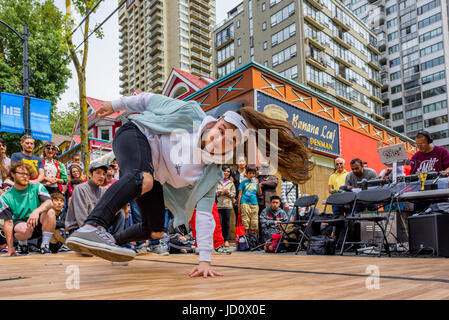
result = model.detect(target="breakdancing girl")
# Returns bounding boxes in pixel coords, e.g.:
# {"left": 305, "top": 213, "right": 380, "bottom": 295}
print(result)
{"left": 66, "top": 92, "right": 312, "bottom": 278}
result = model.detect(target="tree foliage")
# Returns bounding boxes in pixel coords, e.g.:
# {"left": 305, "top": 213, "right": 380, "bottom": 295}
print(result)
{"left": 51, "top": 102, "right": 79, "bottom": 137}
{"left": 0, "top": 0, "right": 72, "bottom": 153}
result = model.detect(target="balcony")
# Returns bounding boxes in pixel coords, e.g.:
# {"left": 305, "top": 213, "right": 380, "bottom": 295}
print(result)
{"left": 367, "top": 43, "right": 381, "bottom": 55}
{"left": 369, "top": 95, "right": 384, "bottom": 104}
{"left": 332, "top": 35, "right": 351, "bottom": 50}
{"left": 305, "top": 37, "right": 326, "bottom": 51}
{"left": 368, "top": 60, "right": 381, "bottom": 71}
{"left": 336, "top": 74, "right": 353, "bottom": 87}
{"left": 308, "top": 0, "right": 324, "bottom": 10}
{"left": 334, "top": 56, "right": 352, "bottom": 68}
{"left": 307, "top": 80, "right": 328, "bottom": 92}
{"left": 332, "top": 14, "right": 350, "bottom": 32}
{"left": 304, "top": 16, "right": 325, "bottom": 31}
{"left": 149, "top": 44, "right": 163, "bottom": 57}
{"left": 369, "top": 77, "right": 383, "bottom": 88}
{"left": 150, "top": 53, "right": 163, "bottom": 65}
{"left": 306, "top": 56, "right": 327, "bottom": 71}
{"left": 336, "top": 94, "right": 354, "bottom": 105}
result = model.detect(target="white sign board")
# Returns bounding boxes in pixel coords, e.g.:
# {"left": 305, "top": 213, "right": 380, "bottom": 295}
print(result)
{"left": 378, "top": 143, "right": 409, "bottom": 165}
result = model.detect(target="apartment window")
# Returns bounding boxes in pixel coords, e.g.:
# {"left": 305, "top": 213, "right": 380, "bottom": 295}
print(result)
{"left": 401, "top": 24, "right": 417, "bottom": 38}
{"left": 180, "top": 62, "right": 189, "bottom": 69}
{"left": 217, "top": 42, "right": 235, "bottom": 64}
{"left": 405, "top": 93, "right": 421, "bottom": 104}
{"left": 407, "top": 121, "right": 423, "bottom": 132}
{"left": 262, "top": 2, "right": 266, "bottom": 11}
{"left": 270, "top": 2, "right": 295, "bottom": 27}
{"left": 279, "top": 64, "right": 298, "bottom": 80}
{"left": 418, "top": 13, "right": 441, "bottom": 29}
{"left": 392, "top": 112, "right": 403, "bottom": 121}
{"left": 404, "top": 79, "right": 420, "bottom": 90}
{"left": 390, "top": 57, "right": 401, "bottom": 68}
{"left": 421, "top": 56, "right": 444, "bottom": 71}
{"left": 423, "top": 100, "right": 447, "bottom": 113}
{"left": 217, "top": 59, "right": 235, "bottom": 78}
{"left": 271, "top": 22, "right": 296, "bottom": 47}
{"left": 263, "top": 41, "right": 268, "bottom": 50}
{"left": 388, "top": 31, "right": 398, "bottom": 41}
{"left": 425, "top": 115, "right": 448, "bottom": 128}
{"left": 264, "top": 61, "right": 269, "bottom": 67}
{"left": 392, "top": 98, "right": 402, "bottom": 107}
{"left": 390, "top": 71, "right": 401, "bottom": 81}
{"left": 216, "top": 24, "right": 234, "bottom": 47}
{"left": 420, "top": 41, "right": 443, "bottom": 57}
{"left": 422, "top": 85, "right": 446, "bottom": 99}
{"left": 238, "top": 56, "right": 242, "bottom": 64}
{"left": 393, "top": 125, "right": 404, "bottom": 133}
{"left": 389, "top": 44, "right": 399, "bottom": 54}
{"left": 386, "top": 18, "right": 398, "bottom": 28}
{"left": 386, "top": 4, "right": 397, "bottom": 15}
{"left": 270, "top": 0, "right": 284, "bottom": 7}
{"left": 98, "top": 126, "right": 112, "bottom": 141}
{"left": 262, "top": 22, "right": 267, "bottom": 31}
{"left": 432, "top": 130, "right": 449, "bottom": 140}
{"left": 417, "top": 0, "right": 440, "bottom": 15}
{"left": 419, "top": 27, "right": 442, "bottom": 43}
{"left": 179, "top": 12, "right": 188, "bottom": 20}
{"left": 272, "top": 44, "right": 297, "bottom": 67}
{"left": 422, "top": 70, "right": 446, "bottom": 84}
{"left": 391, "top": 84, "right": 402, "bottom": 94}
{"left": 237, "top": 38, "right": 241, "bottom": 47}
{"left": 237, "top": 20, "right": 240, "bottom": 29}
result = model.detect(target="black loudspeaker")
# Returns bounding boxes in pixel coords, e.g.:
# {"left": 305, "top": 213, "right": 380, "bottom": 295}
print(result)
{"left": 408, "top": 213, "right": 449, "bottom": 257}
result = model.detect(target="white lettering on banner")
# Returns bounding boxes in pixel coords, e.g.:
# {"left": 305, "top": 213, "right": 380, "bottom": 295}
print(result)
{"left": 30, "top": 112, "right": 49, "bottom": 119}
{"left": 3, "top": 105, "right": 21, "bottom": 116}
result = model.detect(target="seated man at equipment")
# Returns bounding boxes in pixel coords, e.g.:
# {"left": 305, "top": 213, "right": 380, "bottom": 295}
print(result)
{"left": 65, "top": 160, "right": 125, "bottom": 236}
{"left": 410, "top": 131, "right": 449, "bottom": 175}
{"left": 259, "top": 195, "right": 289, "bottom": 243}
{"left": 345, "top": 158, "right": 377, "bottom": 188}
{"left": 0, "top": 161, "right": 54, "bottom": 255}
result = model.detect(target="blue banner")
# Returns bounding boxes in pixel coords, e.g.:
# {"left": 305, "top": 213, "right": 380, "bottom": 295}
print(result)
{"left": 30, "top": 97, "right": 52, "bottom": 141}
{"left": 256, "top": 91, "right": 340, "bottom": 156}
{"left": 0, "top": 92, "right": 25, "bottom": 134}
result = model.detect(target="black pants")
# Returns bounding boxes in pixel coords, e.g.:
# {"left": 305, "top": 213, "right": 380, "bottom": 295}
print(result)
{"left": 84, "top": 121, "right": 166, "bottom": 245}
{"left": 218, "top": 208, "right": 232, "bottom": 241}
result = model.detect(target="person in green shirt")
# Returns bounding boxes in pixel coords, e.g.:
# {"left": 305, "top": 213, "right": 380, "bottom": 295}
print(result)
{"left": 0, "top": 161, "right": 54, "bottom": 256}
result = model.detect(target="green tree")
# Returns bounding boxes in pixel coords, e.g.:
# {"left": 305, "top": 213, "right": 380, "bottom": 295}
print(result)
{"left": 0, "top": 0, "right": 72, "bottom": 153}
{"left": 51, "top": 102, "right": 79, "bottom": 136}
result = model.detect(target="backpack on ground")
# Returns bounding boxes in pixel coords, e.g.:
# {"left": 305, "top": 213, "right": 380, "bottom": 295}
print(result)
{"left": 307, "top": 235, "right": 335, "bottom": 255}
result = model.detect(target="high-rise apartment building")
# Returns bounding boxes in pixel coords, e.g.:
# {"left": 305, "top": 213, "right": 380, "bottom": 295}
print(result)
{"left": 213, "top": 0, "right": 383, "bottom": 120}
{"left": 118, "top": 0, "right": 216, "bottom": 95}
{"left": 346, "top": 0, "right": 449, "bottom": 147}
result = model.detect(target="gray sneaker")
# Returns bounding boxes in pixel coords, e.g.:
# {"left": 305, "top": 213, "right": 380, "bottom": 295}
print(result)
{"left": 135, "top": 243, "right": 148, "bottom": 254}
{"left": 66, "top": 226, "right": 136, "bottom": 262}
{"left": 214, "top": 245, "right": 232, "bottom": 255}
{"left": 148, "top": 243, "right": 169, "bottom": 256}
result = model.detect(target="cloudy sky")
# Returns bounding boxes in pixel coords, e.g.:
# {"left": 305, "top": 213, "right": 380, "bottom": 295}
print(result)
{"left": 55, "top": 0, "right": 242, "bottom": 111}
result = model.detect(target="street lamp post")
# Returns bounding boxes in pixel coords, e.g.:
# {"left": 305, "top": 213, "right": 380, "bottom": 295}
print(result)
{"left": 0, "top": 21, "right": 31, "bottom": 135}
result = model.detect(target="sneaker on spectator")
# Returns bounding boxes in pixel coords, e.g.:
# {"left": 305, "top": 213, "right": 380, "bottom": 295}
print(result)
{"left": 49, "top": 242, "right": 62, "bottom": 254}
{"left": 40, "top": 245, "right": 51, "bottom": 254}
{"left": 66, "top": 226, "right": 136, "bottom": 262}
{"left": 59, "top": 244, "right": 71, "bottom": 253}
{"left": 16, "top": 244, "right": 29, "bottom": 255}
{"left": 135, "top": 243, "right": 148, "bottom": 254}
{"left": 214, "top": 245, "right": 232, "bottom": 255}
{"left": 148, "top": 243, "right": 169, "bottom": 256}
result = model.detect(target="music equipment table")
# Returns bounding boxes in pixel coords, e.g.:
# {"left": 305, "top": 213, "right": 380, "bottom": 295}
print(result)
{"left": 397, "top": 188, "right": 449, "bottom": 201}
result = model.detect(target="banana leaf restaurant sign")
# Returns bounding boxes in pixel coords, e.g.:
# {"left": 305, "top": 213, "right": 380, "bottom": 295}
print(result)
{"left": 256, "top": 90, "right": 340, "bottom": 157}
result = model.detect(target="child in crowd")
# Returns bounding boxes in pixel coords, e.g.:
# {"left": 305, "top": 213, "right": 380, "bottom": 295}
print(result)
{"left": 48, "top": 192, "right": 69, "bottom": 253}
{"left": 238, "top": 166, "right": 262, "bottom": 236}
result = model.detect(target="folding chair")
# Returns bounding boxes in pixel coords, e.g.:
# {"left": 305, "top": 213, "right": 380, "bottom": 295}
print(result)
{"left": 340, "top": 189, "right": 394, "bottom": 257}
{"left": 310, "top": 192, "right": 357, "bottom": 252}
{"left": 276, "top": 195, "right": 319, "bottom": 254}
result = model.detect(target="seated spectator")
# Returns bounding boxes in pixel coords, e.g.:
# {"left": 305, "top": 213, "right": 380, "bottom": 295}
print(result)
{"left": 345, "top": 158, "right": 377, "bottom": 188}
{"left": 0, "top": 161, "right": 54, "bottom": 255}
{"left": 11, "top": 135, "right": 45, "bottom": 183}
{"left": 41, "top": 141, "right": 67, "bottom": 194}
{"left": 65, "top": 161, "right": 111, "bottom": 233}
{"left": 67, "top": 153, "right": 85, "bottom": 172}
{"left": 280, "top": 178, "right": 300, "bottom": 221}
{"left": 167, "top": 219, "right": 195, "bottom": 254}
{"left": 259, "top": 195, "right": 289, "bottom": 244}
{"left": 47, "top": 192, "right": 69, "bottom": 253}
{"left": 104, "top": 164, "right": 118, "bottom": 188}
{"left": 66, "top": 165, "right": 87, "bottom": 197}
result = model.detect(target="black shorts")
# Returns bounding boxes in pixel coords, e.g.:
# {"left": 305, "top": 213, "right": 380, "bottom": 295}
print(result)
{"left": 13, "top": 219, "right": 43, "bottom": 240}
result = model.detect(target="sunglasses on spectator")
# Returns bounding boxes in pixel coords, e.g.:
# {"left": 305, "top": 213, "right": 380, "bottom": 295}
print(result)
{"left": 335, "top": 163, "right": 344, "bottom": 166}
{"left": 46, "top": 146, "right": 56, "bottom": 150}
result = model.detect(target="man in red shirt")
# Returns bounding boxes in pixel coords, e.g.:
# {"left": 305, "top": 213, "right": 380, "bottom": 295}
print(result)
{"left": 410, "top": 131, "right": 449, "bottom": 175}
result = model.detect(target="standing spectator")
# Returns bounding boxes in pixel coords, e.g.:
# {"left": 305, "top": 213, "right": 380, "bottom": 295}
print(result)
{"left": 0, "top": 137, "right": 11, "bottom": 176}
{"left": 41, "top": 141, "right": 68, "bottom": 194}
{"left": 345, "top": 158, "right": 377, "bottom": 188}
{"left": 238, "top": 166, "right": 261, "bottom": 235}
{"left": 11, "top": 135, "right": 44, "bottom": 183}
{"left": 111, "top": 158, "right": 120, "bottom": 179}
{"left": 216, "top": 166, "right": 236, "bottom": 248}
{"left": 259, "top": 195, "right": 289, "bottom": 243}
{"left": 231, "top": 156, "right": 247, "bottom": 222}
{"left": 67, "top": 153, "right": 85, "bottom": 172}
{"left": 104, "top": 164, "right": 118, "bottom": 188}
{"left": 280, "top": 178, "right": 300, "bottom": 220}
{"left": 256, "top": 165, "right": 279, "bottom": 214}
{"left": 0, "top": 161, "right": 54, "bottom": 255}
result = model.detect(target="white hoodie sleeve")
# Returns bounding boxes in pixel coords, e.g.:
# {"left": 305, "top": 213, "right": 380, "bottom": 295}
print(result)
{"left": 195, "top": 210, "right": 215, "bottom": 262}
{"left": 111, "top": 92, "right": 155, "bottom": 113}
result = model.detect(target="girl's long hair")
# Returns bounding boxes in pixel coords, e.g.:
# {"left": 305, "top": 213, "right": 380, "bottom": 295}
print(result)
{"left": 69, "top": 164, "right": 86, "bottom": 182}
{"left": 238, "top": 106, "right": 314, "bottom": 185}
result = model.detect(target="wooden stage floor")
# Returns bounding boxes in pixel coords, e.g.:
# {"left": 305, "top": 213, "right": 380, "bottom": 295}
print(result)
{"left": 1, "top": 252, "right": 449, "bottom": 300}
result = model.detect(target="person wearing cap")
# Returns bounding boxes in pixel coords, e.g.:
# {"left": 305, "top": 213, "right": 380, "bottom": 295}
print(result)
{"left": 41, "top": 141, "right": 68, "bottom": 194}
{"left": 66, "top": 92, "right": 313, "bottom": 278}
{"left": 11, "top": 135, "right": 45, "bottom": 183}
{"left": 65, "top": 161, "right": 108, "bottom": 234}
{"left": 410, "top": 131, "right": 449, "bottom": 175}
